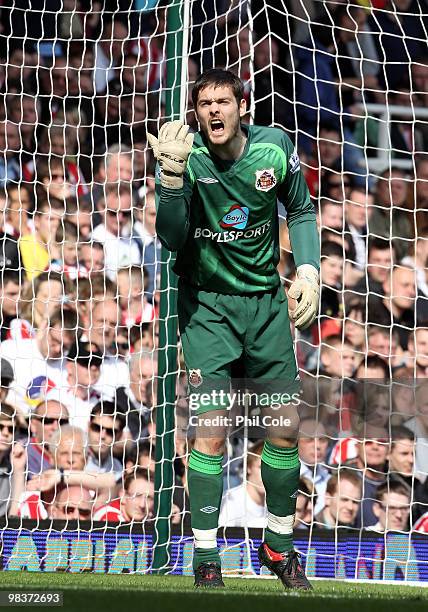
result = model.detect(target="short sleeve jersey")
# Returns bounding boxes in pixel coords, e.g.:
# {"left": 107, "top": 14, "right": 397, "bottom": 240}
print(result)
{"left": 166, "top": 124, "right": 316, "bottom": 294}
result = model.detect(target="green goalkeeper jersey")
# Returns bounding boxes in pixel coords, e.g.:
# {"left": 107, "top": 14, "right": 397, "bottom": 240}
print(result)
{"left": 155, "top": 124, "right": 319, "bottom": 294}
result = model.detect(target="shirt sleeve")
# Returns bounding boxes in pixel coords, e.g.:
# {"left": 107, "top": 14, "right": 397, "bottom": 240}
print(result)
{"left": 277, "top": 136, "right": 320, "bottom": 271}
{"left": 155, "top": 164, "right": 194, "bottom": 252}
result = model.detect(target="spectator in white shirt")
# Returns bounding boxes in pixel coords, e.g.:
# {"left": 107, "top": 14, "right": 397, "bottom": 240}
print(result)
{"left": 0, "top": 308, "right": 77, "bottom": 415}
{"left": 91, "top": 184, "right": 141, "bottom": 280}
{"left": 298, "top": 418, "right": 331, "bottom": 515}
{"left": 219, "top": 442, "right": 266, "bottom": 528}
{"left": 369, "top": 481, "right": 411, "bottom": 532}
{"left": 47, "top": 342, "right": 103, "bottom": 432}
{"left": 82, "top": 299, "right": 129, "bottom": 399}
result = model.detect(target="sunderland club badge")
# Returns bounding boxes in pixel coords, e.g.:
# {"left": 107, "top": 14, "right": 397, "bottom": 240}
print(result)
{"left": 255, "top": 168, "right": 277, "bottom": 192}
{"left": 188, "top": 368, "right": 203, "bottom": 388}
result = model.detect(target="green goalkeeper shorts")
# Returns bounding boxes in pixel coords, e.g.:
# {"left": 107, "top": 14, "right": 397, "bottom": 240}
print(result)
{"left": 177, "top": 280, "right": 299, "bottom": 415}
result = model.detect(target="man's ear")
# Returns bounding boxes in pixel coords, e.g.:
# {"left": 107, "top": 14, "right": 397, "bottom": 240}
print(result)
{"left": 239, "top": 98, "right": 247, "bottom": 118}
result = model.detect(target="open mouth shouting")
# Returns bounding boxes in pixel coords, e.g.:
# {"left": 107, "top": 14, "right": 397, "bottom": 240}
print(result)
{"left": 210, "top": 118, "right": 225, "bottom": 137}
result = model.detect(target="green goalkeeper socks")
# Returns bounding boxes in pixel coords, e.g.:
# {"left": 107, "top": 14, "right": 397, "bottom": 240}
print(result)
{"left": 261, "top": 441, "right": 300, "bottom": 553}
{"left": 188, "top": 448, "right": 224, "bottom": 570}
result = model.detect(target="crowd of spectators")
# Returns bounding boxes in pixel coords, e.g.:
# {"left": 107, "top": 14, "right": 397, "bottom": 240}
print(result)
{"left": 0, "top": 0, "right": 427, "bottom": 535}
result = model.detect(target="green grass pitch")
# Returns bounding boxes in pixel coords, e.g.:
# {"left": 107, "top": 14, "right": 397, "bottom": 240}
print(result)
{"left": 0, "top": 573, "right": 427, "bottom": 611}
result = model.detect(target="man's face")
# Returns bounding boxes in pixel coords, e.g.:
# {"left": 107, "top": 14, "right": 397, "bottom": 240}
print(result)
{"left": 0, "top": 417, "right": 13, "bottom": 453}
{"left": 123, "top": 54, "right": 148, "bottom": 92}
{"left": 117, "top": 273, "right": 143, "bottom": 309}
{"left": 386, "top": 268, "right": 416, "bottom": 312}
{"left": 80, "top": 245, "right": 104, "bottom": 274}
{"left": 67, "top": 360, "right": 101, "bottom": 391}
{"left": 89, "top": 301, "right": 119, "bottom": 351}
{"left": 104, "top": 190, "right": 132, "bottom": 236}
{"left": 368, "top": 247, "right": 392, "bottom": 283}
{"left": 195, "top": 84, "right": 246, "bottom": 148}
{"left": 55, "top": 435, "right": 85, "bottom": 470}
{"left": 51, "top": 486, "right": 93, "bottom": 520}
{"left": 89, "top": 414, "right": 123, "bottom": 459}
{"left": 7, "top": 186, "right": 31, "bottom": 213}
{"left": 105, "top": 152, "right": 133, "bottom": 184}
{"left": 143, "top": 193, "right": 157, "bottom": 237}
{"left": 31, "top": 401, "right": 69, "bottom": 445}
{"left": 122, "top": 477, "right": 154, "bottom": 521}
{"left": 318, "top": 130, "right": 341, "bottom": 168}
{"left": 298, "top": 435, "right": 329, "bottom": 465}
{"left": 138, "top": 451, "right": 155, "bottom": 475}
{"left": 388, "top": 439, "right": 414, "bottom": 475}
{"left": 416, "top": 161, "right": 428, "bottom": 204}
{"left": 39, "top": 325, "right": 73, "bottom": 360}
{"left": 34, "top": 280, "right": 63, "bottom": 323}
{"left": 130, "top": 357, "right": 157, "bottom": 405}
{"left": 51, "top": 57, "right": 67, "bottom": 98}
{"left": 368, "top": 330, "right": 391, "bottom": 358}
{"left": 34, "top": 208, "right": 62, "bottom": 244}
{"left": 344, "top": 312, "right": 365, "bottom": 349}
{"left": 346, "top": 191, "right": 373, "bottom": 229}
{"left": 322, "top": 344, "right": 356, "bottom": 377}
{"left": 0, "top": 280, "right": 20, "bottom": 317}
{"left": 321, "top": 255, "right": 343, "bottom": 287}
{"left": 377, "top": 172, "right": 407, "bottom": 207}
{"left": 375, "top": 492, "right": 410, "bottom": 531}
{"left": 320, "top": 203, "right": 343, "bottom": 230}
{"left": 328, "top": 479, "right": 360, "bottom": 526}
{"left": 414, "top": 329, "right": 428, "bottom": 368}
{"left": 359, "top": 440, "right": 388, "bottom": 470}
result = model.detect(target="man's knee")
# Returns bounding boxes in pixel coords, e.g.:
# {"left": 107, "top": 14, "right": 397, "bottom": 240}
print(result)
{"left": 194, "top": 437, "right": 225, "bottom": 455}
{"left": 264, "top": 404, "right": 300, "bottom": 445}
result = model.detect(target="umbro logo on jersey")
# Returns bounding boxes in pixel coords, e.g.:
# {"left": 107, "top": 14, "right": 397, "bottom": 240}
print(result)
{"left": 255, "top": 168, "right": 276, "bottom": 192}
{"left": 200, "top": 506, "right": 218, "bottom": 514}
{"left": 290, "top": 490, "right": 299, "bottom": 499}
{"left": 219, "top": 204, "right": 249, "bottom": 230}
{"left": 197, "top": 177, "right": 219, "bottom": 184}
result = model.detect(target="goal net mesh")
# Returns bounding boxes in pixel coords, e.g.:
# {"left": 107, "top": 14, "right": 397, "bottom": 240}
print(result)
{"left": 0, "top": 0, "right": 427, "bottom": 578}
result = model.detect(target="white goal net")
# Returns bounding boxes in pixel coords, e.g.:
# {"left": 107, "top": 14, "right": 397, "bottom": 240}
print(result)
{"left": 0, "top": 0, "right": 427, "bottom": 579}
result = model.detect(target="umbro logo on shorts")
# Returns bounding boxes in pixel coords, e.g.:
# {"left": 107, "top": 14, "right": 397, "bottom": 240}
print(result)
{"left": 197, "top": 177, "right": 219, "bottom": 184}
{"left": 200, "top": 506, "right": 218, "bottom": 514}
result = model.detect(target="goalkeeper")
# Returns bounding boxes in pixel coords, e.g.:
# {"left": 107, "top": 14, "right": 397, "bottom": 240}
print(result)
{"left": 148, "top": 69, "right": 319, "bottom": 590}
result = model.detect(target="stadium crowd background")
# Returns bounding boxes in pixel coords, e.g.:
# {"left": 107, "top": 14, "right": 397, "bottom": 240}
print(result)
{"left": 0, "top": 0, "right": 427, "bottom": 535}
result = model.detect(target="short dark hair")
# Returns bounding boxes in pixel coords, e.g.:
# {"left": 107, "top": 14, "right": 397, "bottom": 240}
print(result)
{"left": 0, "top": 270, "right": 20, "bottom": 287}
{"left": 375, "top": 481, "right": 410, "bottom": 503}
{"left": 326, "top": 468, "right": 362, "bottom": 496}
{"left": 390, "top": 426, "right": 415, "bottom": 446}
{"left": 123, "top": 466, "right": 151, "bottom": 492}
{"left": 368, "top": 237, "right": 393, "bottom": 253}
{"left": 192, "top": 68, "right": 244, "bottom": 109}
{"left": 357, "top": 355, "right": 389, "bottom": 378}
{"left": 321, "top": 240, "right": 344, "bottom": 259}
{"left": 91, "top": 400, "right": 126, "bottom": 430}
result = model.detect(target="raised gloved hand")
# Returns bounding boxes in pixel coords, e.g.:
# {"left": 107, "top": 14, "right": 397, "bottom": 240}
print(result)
{"left": 288, "top": 264, "right": 320, "bottom": 330}
{"left": 147, "top": 120, "right": 194, "bottom": 189}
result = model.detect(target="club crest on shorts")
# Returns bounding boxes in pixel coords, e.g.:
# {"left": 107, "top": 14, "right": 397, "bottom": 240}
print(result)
{"left": 255, "top": 168, "right": 276, "bottom": 192}
{"left": 189, "top": 368, "right": 203, "bottom": 388}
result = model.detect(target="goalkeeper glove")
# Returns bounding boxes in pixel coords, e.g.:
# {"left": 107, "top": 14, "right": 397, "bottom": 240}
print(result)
{"left": 147, "top": 120, "right": 194, "bottom": 189}
{"left": 288, "top": 264, "right": 320, "bottom": 330}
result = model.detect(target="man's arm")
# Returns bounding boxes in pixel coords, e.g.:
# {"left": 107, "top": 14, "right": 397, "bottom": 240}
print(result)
{"left": 278, "top": 145, "right": 319, "bottom": 271}
{"left": 155, "top": 171, "right": 194, "bottom": 252}
{"left": 148, "top": 120, "right": 194, "bottom": 252}
{"left": 278, "top": 137, "right": 320, "bottom": 330}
